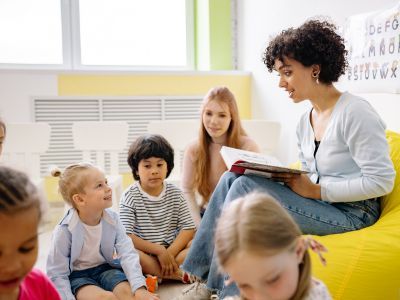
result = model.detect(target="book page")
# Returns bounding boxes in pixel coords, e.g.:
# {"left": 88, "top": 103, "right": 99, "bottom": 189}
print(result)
{"left": 236, "top": 152, "right": 282, "bottom": 167}
{"left": 220, "top": 146, "right": 307, "bottom": 175}
{"left": 220, "top": 146, "right": 282, "bottom": 168}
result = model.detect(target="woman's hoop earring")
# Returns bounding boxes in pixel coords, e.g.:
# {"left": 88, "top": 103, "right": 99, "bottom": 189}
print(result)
{"left": 312, "top": 72, "right": 320, "bottom": 84}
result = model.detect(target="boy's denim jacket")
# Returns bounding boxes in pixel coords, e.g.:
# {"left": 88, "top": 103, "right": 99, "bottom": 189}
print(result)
{"left": 46, "top": 208, "right": 146, "bottom": 300}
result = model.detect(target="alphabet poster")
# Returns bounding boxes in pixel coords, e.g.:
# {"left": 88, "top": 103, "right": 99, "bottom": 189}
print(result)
{"left": 343, "top": 3, "right": 400, "bottom": 93}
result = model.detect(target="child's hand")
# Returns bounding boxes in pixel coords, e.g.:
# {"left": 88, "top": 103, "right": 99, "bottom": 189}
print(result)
{"left": 134, "top": 287, "right": 160, "bottom": 300}
{"left": 156, "top": 246, "right": 178, "bottom": 276}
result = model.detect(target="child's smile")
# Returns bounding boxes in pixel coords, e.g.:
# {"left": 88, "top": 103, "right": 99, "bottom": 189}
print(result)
{"left": 74, "top": 167, "right": 113, "bottom": 222}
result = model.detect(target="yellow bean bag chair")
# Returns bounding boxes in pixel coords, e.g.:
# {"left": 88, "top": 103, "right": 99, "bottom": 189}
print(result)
{"left": 309, "top": 130, "right": 400, "bottom": 300}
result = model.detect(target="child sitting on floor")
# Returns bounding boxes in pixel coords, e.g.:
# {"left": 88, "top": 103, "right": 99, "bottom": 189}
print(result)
{"left": 119, "top": 134, "right": 196, "bottom": 283}
{"left": 47, "top": 162, "right": 158, "bottom": 300}
{"left": 0, "top": 166, "right": 61, "bottom": 300}
{"left": 215, "top": 192, "right": 331, "bottom": 300}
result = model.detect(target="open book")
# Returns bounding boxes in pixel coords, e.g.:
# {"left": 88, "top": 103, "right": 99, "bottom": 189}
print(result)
{"left": 220, "top": 146, "right": 307, "bottom": 178}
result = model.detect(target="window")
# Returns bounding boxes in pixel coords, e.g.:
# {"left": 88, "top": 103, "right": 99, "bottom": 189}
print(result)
{"left": 0, "top": 0, "right": 64, "bottom": 68}
{"left": 77, "top": 0, "right": 190, "bottom": 68}
{"left": 0, "top": 0, "right": 193, "bottom": 70}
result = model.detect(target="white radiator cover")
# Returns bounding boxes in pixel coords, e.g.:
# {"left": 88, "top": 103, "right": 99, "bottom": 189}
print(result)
{"left": 33, "top": 96, "right": 203, "bottom": 176}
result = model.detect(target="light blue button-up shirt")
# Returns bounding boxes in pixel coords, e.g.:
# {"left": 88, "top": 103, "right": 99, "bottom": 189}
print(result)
{"left": 47, "top": 208, "right": 146, "bottom": 300}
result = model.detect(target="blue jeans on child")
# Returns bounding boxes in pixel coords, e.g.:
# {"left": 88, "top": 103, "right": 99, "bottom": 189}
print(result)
{"left": 182, "top": 172, "right": 380, "bottom": 298}
{"left": 69, "top": 263, "right": 128, "bottom": 295}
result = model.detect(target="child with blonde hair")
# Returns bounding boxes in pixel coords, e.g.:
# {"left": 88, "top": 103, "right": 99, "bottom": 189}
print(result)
{"left": 0, "top": 166, "right": 61, "bottom": 300}
{"left": 215, "top": 193, "right": 331, "bottom": 300}
{"left": 47, "top": 162, "right": 158, "bottom": 300}
{"left": 120, "top": 134, "right": 196, "bottom": 283}
{"left": 181, "top": 86, "right": 259, "bottom": 224}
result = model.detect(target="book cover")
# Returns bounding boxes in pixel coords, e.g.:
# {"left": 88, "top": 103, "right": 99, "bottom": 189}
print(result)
{"left": 220, "top": 146, "right": 307, "bottom": 176}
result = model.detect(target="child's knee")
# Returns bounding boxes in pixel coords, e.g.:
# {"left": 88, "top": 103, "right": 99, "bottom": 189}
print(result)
{"left": 113, "top": 281, "right": 135, "bottom": 298}
{"left": 97, "top": 291, "right": 117, "bottom": 300}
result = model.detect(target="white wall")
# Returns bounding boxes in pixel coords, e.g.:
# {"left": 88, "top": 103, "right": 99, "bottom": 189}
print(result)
{"left": 0, "top": 72, "right": 58, "bottom": 123}
{"left": 237, "top": 0, "right": 400, "bottom": 164}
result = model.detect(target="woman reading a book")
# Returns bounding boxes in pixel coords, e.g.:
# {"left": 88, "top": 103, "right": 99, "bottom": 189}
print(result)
{"left": 181, "top": 86, "right": 259, "bottom": 226}
{"left": 176, "top": 19, "right": 395, "bottom": 299}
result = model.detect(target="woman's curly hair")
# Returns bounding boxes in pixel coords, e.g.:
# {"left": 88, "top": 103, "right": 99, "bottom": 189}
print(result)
{"left": 263, "top": 19, "right": 348, "bottom": 84}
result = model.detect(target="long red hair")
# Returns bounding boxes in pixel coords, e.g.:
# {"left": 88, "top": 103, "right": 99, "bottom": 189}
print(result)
{"left": 194, "top": 86, "right": 247, "bottom": 206}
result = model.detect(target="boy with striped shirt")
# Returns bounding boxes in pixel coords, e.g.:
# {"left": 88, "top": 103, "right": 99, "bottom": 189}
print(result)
{"left": 119, "top": 134, "right": 196, "bottom": 284}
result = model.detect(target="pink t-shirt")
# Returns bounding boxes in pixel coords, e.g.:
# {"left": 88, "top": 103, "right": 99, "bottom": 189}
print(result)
{"left": 18, "top": 269, "right": 61, "bottom": 300}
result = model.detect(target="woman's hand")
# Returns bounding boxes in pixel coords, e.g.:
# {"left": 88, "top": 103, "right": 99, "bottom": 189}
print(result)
{"left": 134, "top": 287, "right": 160, "bottom": 300}
{"left": 156, "top": 246, "right": 178, "bottom": 276}
{"left": 270, "top": 173, "right": 321, "bottom": 199}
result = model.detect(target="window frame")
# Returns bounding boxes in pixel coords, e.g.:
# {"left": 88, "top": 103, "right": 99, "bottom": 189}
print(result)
{"left": 0, "top": 0, "right": 194, "bottom": 71}
{"left": 0, "top": 0, "right": 71, "bottom": 70}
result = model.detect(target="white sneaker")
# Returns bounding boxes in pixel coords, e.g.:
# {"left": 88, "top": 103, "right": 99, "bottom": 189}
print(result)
{"left": 174, "top": 282, "right": 212, "bottom": 300}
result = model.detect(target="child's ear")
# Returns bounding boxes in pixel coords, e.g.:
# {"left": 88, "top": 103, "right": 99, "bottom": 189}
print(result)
{"left": 295, "top": 238, "right": 307, "bottom": 264}
{"left": 72, "top": 193, "right": 85, "bottom": 207}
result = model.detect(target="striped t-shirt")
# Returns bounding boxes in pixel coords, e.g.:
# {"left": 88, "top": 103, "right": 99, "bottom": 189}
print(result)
{"left": 119, "top": 181, "right": 196, "bottom": 247}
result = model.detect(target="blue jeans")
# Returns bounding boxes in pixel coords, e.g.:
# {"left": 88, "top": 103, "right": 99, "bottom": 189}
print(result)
{"left": 69, "top": 263, "right": 128, "bottom": 295}
{"left": 182, "top": 172, "right": 380, "bottom": 298}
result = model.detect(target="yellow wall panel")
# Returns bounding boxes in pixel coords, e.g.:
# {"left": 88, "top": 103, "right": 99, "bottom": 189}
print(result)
{"left": 58, "top": 74, "right": 252, "bottom": 118}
